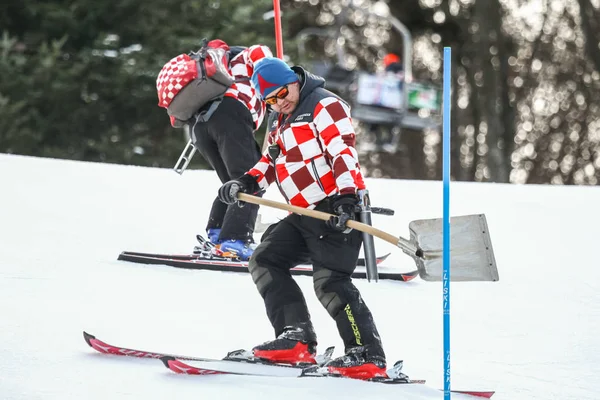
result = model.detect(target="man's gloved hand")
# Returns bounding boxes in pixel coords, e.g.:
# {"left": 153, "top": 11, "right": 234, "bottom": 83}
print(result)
{"left": 326, "top": 193, "right": 360, "bottom": 234}
{"left": 218, "top": 174, "right": 260, "bottom": 206}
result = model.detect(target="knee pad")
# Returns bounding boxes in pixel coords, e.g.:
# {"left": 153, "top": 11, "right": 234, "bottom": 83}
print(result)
{"left": 313, "top": 269, "right": 355, "bottom": 318}
{"left": 248, "top": 246, "right": 273, "bottom": 294}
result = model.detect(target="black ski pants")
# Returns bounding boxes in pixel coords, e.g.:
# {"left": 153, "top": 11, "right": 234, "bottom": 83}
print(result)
{"left": 247, "top": 198, "right": 385, "bottom": 359}
{"left": 191, "top": 97, "right": 262, "bottom": 241}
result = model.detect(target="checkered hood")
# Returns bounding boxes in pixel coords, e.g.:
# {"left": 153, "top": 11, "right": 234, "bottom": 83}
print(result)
{"left": 224, "top": 44, "right": 273, "bottom": 129}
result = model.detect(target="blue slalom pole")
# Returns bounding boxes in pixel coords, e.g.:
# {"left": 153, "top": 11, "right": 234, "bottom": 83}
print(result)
{"left": 442, "top": 47, "right": 452, "bottom": 399}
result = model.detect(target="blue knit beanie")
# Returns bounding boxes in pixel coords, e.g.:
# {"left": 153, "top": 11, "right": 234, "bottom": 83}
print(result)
{"left": 251, "top": 58, "right": 298, "bottom": 99}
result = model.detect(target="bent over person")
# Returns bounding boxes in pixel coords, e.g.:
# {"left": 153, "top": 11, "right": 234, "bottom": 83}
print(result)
{"left": 189, "top": 40, "right": 272, "bottom": 260}
{"left": 217, "top": 57, "right": 387, "bottom": 380}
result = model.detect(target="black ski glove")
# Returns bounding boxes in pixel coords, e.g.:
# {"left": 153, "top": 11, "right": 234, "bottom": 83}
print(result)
{"left": 326, "top": 193, "right": 360, "bottom": 234}
{"left": 218, "top": 174, "right": 260, "bottom": 206}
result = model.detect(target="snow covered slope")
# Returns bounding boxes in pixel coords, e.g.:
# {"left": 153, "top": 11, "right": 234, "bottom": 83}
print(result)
{"left": 1, "top": 153, "right": 599, "bottom": 400}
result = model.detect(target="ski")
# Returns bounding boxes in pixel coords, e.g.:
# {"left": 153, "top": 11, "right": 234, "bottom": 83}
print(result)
{"left": 160, "top": 357, "right": 494, "bottom": 398}
{"left": 83, "top": 331, "right": 333, "bottom": 367}
{"left": 84, "top": 331, "right": 215, "bottom": 362}
{"left": 119, "top": 250, "right": 390, "bottom": 266}
{"left": 84, "top": 331, "right": 493, "bottom": 398}
{"left": 117, "top": 252, "right": 419, "bottom": 282}
{"left": 161, "top": 356, "right": 422, "bottom": 383}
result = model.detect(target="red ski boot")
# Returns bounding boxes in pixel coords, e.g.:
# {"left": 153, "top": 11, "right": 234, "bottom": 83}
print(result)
{"left": 252, "top": 324, "right": 318, "bottom": 366}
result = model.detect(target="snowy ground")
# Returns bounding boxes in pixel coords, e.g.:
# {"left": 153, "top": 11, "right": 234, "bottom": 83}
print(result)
{"left": 1, "top": 153, "right": 599, "bottom": 400}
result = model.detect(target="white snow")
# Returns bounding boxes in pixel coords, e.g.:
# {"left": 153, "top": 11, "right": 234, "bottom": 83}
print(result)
{"left": 1, "top": 153, "right": 598, "bottom": 400}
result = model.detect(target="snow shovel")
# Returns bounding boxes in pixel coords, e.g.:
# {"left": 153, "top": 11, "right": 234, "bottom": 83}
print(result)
{"left": 238, "top": 193, "right": 499, "bottom": 282}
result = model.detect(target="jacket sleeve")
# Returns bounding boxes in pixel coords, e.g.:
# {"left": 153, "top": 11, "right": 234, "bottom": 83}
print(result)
{"left": 313, "top": 97, "right": 362, "bottom": 195}
{"left": 246, "top": 120, "right": 278, "bottom": 190}
{"left": 247, "top": 154, "right": 276, "bottom": 191}
{"left": 229, "top": 45, "right": 273, "bottom": 80}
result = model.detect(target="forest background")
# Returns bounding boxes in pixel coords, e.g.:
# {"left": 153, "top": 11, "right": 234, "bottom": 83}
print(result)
{"left": 1, "top": 0, "right": 599, "bottom": 184}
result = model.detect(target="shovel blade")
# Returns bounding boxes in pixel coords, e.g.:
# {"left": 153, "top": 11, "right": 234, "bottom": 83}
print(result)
{"left": 409, "top": 214, "right": 498, "bottom": 282}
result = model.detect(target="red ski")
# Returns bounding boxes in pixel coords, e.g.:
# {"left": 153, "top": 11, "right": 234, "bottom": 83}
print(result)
{"left": 84, "top": 331, "right": 218, "bottom": 362}
{"left": 84, "top": 331, "right": 493, "bottom": 398}
{"left": 161, "top": 357, "right": 494, "bottom": 398}
{"left": 83, "top": 331, "right": 333, "bottom": 367}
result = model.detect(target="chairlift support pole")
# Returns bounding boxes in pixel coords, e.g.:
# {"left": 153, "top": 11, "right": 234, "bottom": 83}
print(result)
{"left": 387, "top": 16, "right": 413, "bottom": 84}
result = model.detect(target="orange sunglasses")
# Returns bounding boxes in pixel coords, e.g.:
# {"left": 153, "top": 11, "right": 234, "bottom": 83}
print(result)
{"left": 264, "top": 85, "right": 290, "bottom": 105}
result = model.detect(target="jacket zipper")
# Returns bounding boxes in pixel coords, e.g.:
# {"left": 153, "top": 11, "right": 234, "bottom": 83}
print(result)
{"left": 273, "top": 160, "right": 291, "bottom": 204}
{"left": 310, "top": 159, "right": 325, "bottom": 192}
{"left": 272, "top": 126, "right": 291, "bottom": 204}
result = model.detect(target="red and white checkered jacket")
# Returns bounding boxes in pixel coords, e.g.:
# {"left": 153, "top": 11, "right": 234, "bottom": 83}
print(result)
{"left": 225, "top": 45, "right": 273, "bottom": 129}
{"left": 247, "top": 67, "right": 366, "bottom": 209}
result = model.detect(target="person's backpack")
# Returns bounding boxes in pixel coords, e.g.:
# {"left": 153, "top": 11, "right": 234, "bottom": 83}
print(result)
{"left": 156, "top": 39, "right": 247, "bottom": 127}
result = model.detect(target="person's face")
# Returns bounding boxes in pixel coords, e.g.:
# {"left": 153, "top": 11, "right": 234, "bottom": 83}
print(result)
{"left": 264, "top": 82, "right": 300, "bottom": 114}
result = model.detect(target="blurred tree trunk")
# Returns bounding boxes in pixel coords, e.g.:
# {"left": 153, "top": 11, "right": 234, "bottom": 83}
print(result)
{"left": 578, "top": 0, "right": 600, "bottom": 73}
{"left": 401, "top": 128, "right": 427, "bottom": 179}
{"left": 472, "top": 0, "right": 510, "bottom": 182}
{"left": 498, "top": 35, "right": 516, "bottom": 178}
{"left": 496, "top": 2, "right": 516, "bottom": 181}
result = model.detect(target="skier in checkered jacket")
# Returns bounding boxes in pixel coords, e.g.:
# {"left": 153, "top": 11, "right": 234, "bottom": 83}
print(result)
{"left": 217, "top": 58, "right": 387, "bottom": 380}
{"left": 189, "top": 40, "right": 272, "bottom": 260}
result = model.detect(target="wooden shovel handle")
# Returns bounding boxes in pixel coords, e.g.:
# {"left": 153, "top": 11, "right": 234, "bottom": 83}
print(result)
{"left": 238, "top": 193, "right": 403, "bottom": 248}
